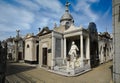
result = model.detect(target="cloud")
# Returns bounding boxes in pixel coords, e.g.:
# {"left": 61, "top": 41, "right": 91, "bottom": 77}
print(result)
{"left": 13, "top": 0, "right": 64, "bottom": 28}
{"left": 13, "top": 0, "right": 64, "bottom": 15}
{"left": 72, "top": 12, "right": 95, "bottom": 29}
{"left": 102, "top": 7, "right": 111, "bottom": 18}
{"left": 0, "top": 0, "right": 111, "bottom": 40}
{"left": 73, "top": 0, "right": 99, "bottom": 22}
{"left": 13, "top": 0, "right": 40, "bottom": 11}
{"left": 0, "top": 0, "right": 64, "bottom": 40}
{"left": 96, "top": 7, "right": 112, "bottom": 33}
{"left": 0, "top": 1, "right": 35, "bottom": 32}
{"left": 0, "top": 0, "right": 36, "bottom": 40}
{"left": 87, "top": 0, "right": 100, "bottom": 3}
{"left": 35, "top": 0, "right": 63, "bottom": 13}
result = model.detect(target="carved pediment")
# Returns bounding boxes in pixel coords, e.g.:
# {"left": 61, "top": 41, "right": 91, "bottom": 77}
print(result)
{"left": 64, "top": 24, "right": 81, "bottom": 33}
{"left": 37, "top": 27, "right": 52, "bottom": 36}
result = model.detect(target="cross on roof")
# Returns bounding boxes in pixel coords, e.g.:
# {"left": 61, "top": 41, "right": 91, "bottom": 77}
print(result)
{"left": 65, "top": 1, "right": 70, "bottom": 12}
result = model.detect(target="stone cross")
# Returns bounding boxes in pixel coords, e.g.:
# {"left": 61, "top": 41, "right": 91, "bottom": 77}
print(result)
{"left": 65, "top": 2, "right": 70, "bottom": 12}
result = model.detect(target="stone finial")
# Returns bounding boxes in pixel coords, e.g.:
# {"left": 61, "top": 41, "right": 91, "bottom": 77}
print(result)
{"left": 54, "top": 23, "right": 57, "bottom": 28}
{"left": 38, "top": 27, "right": 41, "bottom": 32}
{"left": 32, "top": 33, "right": 34, "bottom": 36}
{"left": 16, "top": 30, "right": 20, "bottom": 38}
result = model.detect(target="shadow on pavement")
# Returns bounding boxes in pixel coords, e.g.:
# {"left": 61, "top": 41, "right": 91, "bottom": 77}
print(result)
{"left": 6, "top": 62, "right": 36, "bottom": 76}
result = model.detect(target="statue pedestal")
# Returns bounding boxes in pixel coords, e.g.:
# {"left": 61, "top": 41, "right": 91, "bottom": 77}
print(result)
{"left": 66, "top": 58, "right": 81, "bottom": 75}
{"left": 66, "top": 63, "right": 85, "bottom": 75}
{"left": 71, "top": 61, "right": 75, "bottom": 69}
{"left": 67, "top": 58, "right": 77, "bottom": 70}
{"left": 66, "top": 56, "right": 91, "bottom": 76}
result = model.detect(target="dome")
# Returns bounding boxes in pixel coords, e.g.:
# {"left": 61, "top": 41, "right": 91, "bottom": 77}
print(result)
{"left": 60, "top": 12, "right": 73, "bottom": 22}
{"left": 60, "top": 2, "right": 74, "bottom": 26}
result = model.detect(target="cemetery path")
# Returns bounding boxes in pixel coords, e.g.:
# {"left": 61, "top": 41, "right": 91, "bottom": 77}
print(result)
{"left": 6, "top": 61, "right": 113, "bottom": 83}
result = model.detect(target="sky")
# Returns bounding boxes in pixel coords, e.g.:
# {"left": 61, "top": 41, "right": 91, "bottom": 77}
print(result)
{"left": 0, "top": 0, "right": 112, "bottom": 40}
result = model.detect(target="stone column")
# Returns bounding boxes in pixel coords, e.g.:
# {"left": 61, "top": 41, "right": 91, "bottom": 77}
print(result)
{"left": 61, "top": 38, "right": 64, "bottom": 58}
{"left": 64, "top": 38, "right": 66, "bottom": 60}
{"left": 32, "top": 40, "right": 34, "bottom": 61}
{"left": 38, "top": 39, "right": 42, "bottom": 68}
{"left": 87, "top": 36, "right": 90, "bottom": 68}
{"left": 80, "top": 35, "right": 84, "bottom": 67}
{"left": 86, "top": 37, "right": 90, "bottom": 59}
{"left": 51, "top": 32, "right": 55, "bottom": 69}
{"left": 61, "top": 38, "right": 65, "bottom": 65}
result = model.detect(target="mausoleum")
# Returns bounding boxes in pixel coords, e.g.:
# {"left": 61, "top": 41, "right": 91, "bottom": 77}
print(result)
{"left": 23, "top": 1, "right": 113, "bottom": 76}
{"left": 37, "top": 2, "right": 91, "bottom": 76}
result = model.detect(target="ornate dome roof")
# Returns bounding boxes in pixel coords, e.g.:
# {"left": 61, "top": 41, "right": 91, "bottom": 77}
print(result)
{"left": 60, "top": 12, "right": 73, "bottom": 22}
{"left": 60, "top": 2, "right": 74, "bottom": 26}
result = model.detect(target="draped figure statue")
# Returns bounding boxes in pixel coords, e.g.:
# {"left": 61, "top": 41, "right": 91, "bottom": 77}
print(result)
{"left": 68, "top": 41, "right": 79, "bottom": 61}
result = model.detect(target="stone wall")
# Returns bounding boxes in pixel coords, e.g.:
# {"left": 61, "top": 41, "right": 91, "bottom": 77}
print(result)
{"left": 113, "top": 0, "right": 120, "bottom": 82}
{"left": 39, "top": 33, "right": 52, "bottom": 67}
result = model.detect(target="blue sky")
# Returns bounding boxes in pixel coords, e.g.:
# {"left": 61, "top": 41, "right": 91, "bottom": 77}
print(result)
{"left": 0, "top": 0, "right": 112, "bottom": 40}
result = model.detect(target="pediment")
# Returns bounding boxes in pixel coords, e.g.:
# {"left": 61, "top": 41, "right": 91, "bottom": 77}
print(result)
{"left": 37, "top": 27, "right": 52, "bottom": 36}
{"left": 64, "top": 25, "right": 81, "bottom": 32}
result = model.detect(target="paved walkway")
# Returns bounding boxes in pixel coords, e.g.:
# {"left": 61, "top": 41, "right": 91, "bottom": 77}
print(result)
{"left": 6, "top": 61, "right": 113, "bottom": 83}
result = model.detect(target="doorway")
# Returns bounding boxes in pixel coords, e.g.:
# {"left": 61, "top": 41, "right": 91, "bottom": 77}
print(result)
{"left": 42, "top": 48, "right": 47, "bottom": 66}
{"left": 18, "top": 52, "right": 22, "bottom": 60}
{"left": 36, "top": 45, "right": 39, "bottom": 64}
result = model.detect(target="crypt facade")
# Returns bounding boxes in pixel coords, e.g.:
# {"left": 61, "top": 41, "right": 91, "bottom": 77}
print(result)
{"left": 37, "top": 2, "right": 91, "bottom": 76}
{"left": 23, "top": 2, "right": 113, "bottom": 76}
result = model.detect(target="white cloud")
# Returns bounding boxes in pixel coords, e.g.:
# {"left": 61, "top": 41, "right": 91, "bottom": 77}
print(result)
{"left": 13, "top": 0, "right": 64, "bottom": 27}
{"left": 0, "top": 1, "right": 35, "bottom": 40}
{"left": 35, "top": 0, "right": 64, "bottom": 13}
{"left": 74, "top": 0, "right": 99, "bottom": 22}
{"left": 72, "top": 12, "right": 91, "bottom": 28}
{"left": 13, "top": 0, "right": 40, "bottom": 11}
{"left": 0, "top": 1, "right": 34, "bottom": 32}
{"left": 0, "top": 0, "right": 64, "bottom": 40}
{"left": 0, "top": 0, "right": 107, "bottom": 40}
{"left": 13, "top": 0, "right": 64, "bottom": 14}
{"left": 95, "top": 7, "right": 112, "bottom": 33}
{"left": 87, "top": 0, "right": 100, "bottom": 3}
{"left": 102, "top": 7, "right": 111, "bottom": 18}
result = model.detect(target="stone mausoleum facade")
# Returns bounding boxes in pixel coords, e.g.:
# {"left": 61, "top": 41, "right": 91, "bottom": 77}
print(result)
{"left": 36, "top": 2, "right": 90, "bottom": 76}
{"left": 21, "top": 2, "right": 113, "bottom": 76}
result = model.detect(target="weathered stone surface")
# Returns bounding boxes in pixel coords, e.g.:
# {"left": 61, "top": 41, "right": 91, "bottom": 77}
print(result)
{"left": 113, "top": 0, "right": 120, "bottom": 82}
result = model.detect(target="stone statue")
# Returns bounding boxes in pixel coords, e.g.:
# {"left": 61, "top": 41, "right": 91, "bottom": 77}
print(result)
{"left": 68, "top": 41, "right": 79, "bottom": 61}
{"left": 66, "top": 41, "right": 80, "bottom": 69}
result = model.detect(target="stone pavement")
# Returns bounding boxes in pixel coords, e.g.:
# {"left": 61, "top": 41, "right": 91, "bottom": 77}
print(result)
{"left": 6, "top": 61, "right": 113, "bottom": 83}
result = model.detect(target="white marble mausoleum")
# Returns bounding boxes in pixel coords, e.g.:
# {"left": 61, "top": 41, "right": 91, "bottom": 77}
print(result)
{"left": 36, "top": 2, "right": 91, "bottom": 76}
